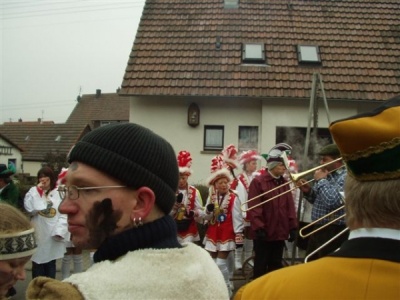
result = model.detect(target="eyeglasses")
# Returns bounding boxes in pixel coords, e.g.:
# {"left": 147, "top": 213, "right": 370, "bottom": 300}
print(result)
{"left": 57, "top": 185, "right": 126, "bottom": 200}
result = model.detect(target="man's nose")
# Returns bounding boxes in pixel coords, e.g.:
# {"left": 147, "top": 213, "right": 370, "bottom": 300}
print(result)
{"left": 14, "top": 266, "right": 26, "bottom": 280}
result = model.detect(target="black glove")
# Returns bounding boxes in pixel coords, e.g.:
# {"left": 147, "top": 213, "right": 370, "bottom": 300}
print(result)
{"left": 176, "top": 193, "right": 183, "bottom": 203}
{"left": 206, "top": 203, "right": 215, "bottom": 213}
{"left": 256, "top": 229, "right": 266, "bottom": 240}
{"left": 288, "top": 229, "right": 297, "bottom": 242}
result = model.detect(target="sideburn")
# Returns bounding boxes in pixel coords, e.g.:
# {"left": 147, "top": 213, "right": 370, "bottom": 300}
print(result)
{"left": 86, "top": 198, "right": 123, "bottom": 248}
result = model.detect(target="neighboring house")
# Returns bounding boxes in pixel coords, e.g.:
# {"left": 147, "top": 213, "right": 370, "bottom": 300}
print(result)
{"left": 0, "top": 91, "right": 128, "bottom": 176}
{"left": 0, "top": 121, "right": 90, "bottom": 176}
{"left": 66, "top": 90, "right": 130, "bottom": 129}
{"left": 119, "top": 0, "right": 400, "bottom": 184}
{"left": 0, "top": 133, "right": 23, "bottom": 173}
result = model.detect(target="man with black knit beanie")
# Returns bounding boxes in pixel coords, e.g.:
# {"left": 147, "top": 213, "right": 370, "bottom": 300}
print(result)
{"left": 27, "top": 123, "right": 228, "bottom": 300}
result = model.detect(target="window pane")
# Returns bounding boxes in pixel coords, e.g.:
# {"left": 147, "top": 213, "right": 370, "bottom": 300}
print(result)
{"left": 204, "top": 126, "right": 224, "bottom": 150}
{"left": 244, "top": 44, "right": 263, "bottom": 60}
{"left": 238, "top": 126, "right": 258, "bottom": 151}
{"left": 298, "top": 45, "right": 320, "bottom": 62}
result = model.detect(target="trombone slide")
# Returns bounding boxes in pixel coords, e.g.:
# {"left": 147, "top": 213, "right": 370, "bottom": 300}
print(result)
{"left": 299, "top": 205, "right": 345, "bottom": 238}
{"left": 304, "top": 227, "right": 349, "bottom": 263}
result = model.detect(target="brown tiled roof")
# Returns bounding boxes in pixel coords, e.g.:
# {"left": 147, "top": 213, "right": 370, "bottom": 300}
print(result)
{"left": 0, "top": 123, "right": 90, "bottom": 161}
{"left": 0, "top": 133, "right": 24, "bottom": 152}
{"left": 66, "top": 93, "right": 130, "bottom": 129}
{"left": 120, "top": 0, "right": 400, "bottom": 101}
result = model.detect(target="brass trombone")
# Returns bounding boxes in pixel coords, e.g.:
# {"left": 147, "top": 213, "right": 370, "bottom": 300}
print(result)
{"left": 299, "top": 205, "right": 345, "bottom": 238}
{"left": 304, "top": 227, "right": 349, "bottom": 263}
{"left": 240, "top": 153, "right": 344, "bottom": 212}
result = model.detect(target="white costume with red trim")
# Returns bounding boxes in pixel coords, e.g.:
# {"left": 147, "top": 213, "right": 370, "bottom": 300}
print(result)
{"left": 175, "top": 185, "right": 203, "bottom": 243}
{"left": 235, "top": 171, "right": 261, "bottom": 226}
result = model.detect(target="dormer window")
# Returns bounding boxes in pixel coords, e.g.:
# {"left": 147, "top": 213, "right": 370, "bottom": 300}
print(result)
{"left": 242, "top": 43, "right": 265, "bottom": 64}
{"left": 297, "top": 45, "right": 321, "bottom": 64}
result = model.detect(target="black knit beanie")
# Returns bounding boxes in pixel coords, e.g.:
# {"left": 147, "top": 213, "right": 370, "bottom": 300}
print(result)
{"left": 68, "top": 123, "right": 178, "bottom": 215}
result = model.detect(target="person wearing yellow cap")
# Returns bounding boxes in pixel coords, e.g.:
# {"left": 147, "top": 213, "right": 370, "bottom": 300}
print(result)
{"left": 234, "top": 95, "right": 400, "bottom": 300}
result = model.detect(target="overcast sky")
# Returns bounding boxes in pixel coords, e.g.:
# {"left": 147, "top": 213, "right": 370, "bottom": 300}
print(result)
{"left": 1, "top": 0, "right": 145, "bottom": 124}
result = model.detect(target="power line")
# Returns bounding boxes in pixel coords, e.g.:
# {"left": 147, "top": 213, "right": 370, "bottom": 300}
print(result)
{"left": 1, "top": 6, "right": 143, "bottom": 20}
{"left": 2, "top": 0, "right": 143, "bottom": 9}
{"left": 1, "top": 1, "right": 145, "bottom": 20}
{"left": 3, "top": 101, "right": 77, "bottom": 111}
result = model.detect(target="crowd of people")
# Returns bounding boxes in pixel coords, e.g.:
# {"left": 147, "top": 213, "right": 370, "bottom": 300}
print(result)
{"left": 0, "top": 95, "right": 399, "bottom": 299}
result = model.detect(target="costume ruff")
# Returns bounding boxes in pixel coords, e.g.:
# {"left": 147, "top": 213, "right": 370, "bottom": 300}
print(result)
{"left": 203, "top": 192, "right": 236, "bottom": 252}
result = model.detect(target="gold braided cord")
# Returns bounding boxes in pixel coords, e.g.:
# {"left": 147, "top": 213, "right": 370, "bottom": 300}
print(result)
{"left": 343, "top": 137, "right": 400, "bottom": 161}
{"left": 348, "top": 169, "right": 400, "bottom": 181}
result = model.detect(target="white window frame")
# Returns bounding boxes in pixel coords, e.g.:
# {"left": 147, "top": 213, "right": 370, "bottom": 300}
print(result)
{"left": 297, "top": 45, "right": 321, "bottom": 64}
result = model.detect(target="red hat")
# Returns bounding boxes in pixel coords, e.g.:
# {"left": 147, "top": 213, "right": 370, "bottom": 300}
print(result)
{"left": 206, "top": 155, "right": 232, "bottom": 186}
{"left": 221, "top": 144, "right": 239, "bottom": 170}
{"left": 287, "top": 157, "right": 298, "bottom": 173}
{"left": 177, "top": 150, "right": 192, "bottom": 176}
{"left": 239, "top": 150, "right": 262, "bottom": 165}
{"left": 56, "top": 168, "right": 68, "bottom": 186}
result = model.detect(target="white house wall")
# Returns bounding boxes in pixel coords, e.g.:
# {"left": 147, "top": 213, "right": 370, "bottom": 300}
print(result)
{"left": 22, "top": 161, "right": 43, "bottom": 177}
{"left": 129, "top": 96, "right": 261, "bottom": 185}
{"left": 129, "top": 96, "right": 381, "bottom": 185}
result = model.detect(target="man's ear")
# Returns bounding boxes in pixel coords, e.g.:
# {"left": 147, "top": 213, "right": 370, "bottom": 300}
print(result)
{"left": 131, "top": 187, "right": 155, "bottom": 220}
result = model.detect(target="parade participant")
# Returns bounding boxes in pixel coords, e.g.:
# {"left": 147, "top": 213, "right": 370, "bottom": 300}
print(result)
{"left": 298, "top": 143, "right": 348, "bottom": 261}
{"left": 235, "top": 95, "right": 400, "bottom": 300}
{"left": 221, "top": 144, "right": 240, "bottom": 179}
{"left": 24, "top": 166, "right": 67, "bottom": 279}
{"left": 0, "top": 203, "right": 37, "bottom": 300}
{"left": 203, "top": 154, "right": 242, "bottom": 297}
{"left": 27, "top": 123, "right": 228, "bottom": 300}
{"left": 247, "top": 143, "right": 297, "bottom": 279}
{"left": 220, "top": 144, "right": 240, "bottom": 284}
{"left": 171, "top": 150, "right": 203, "bottom": 244}
{"left": 234, "top": 150, "right": 262, "bottom": 270}
{"left": 0, "top": 163, "right": 19, "bottom": 208}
